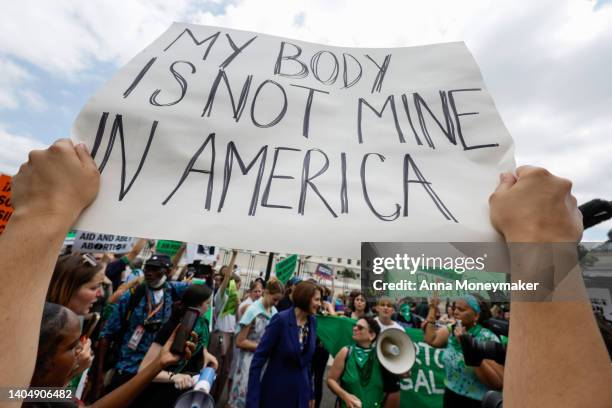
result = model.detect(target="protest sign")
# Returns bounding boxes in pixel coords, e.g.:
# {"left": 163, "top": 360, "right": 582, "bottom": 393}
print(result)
{"left": 0, "top": 175, "right": 12, "bottom": 234}
{"left": 182, "top": 243, "right": 217, "bottom": 264}
{"left": 316, "top": 315, "right": 444, "bottom": 407}
{"left": 64, "top": 230, "right": 77, "bottom": 246}
{"left": 72, "top": 23, "right": 515, "bottom": 257}
{"left": 156, "top": 239, "right": 183, "bottom": 256}
{"left": 315, "top": 263, "right": 334, "bottom": 280}
{"left": 73, "top": 230, "right": 135, "bottom": 253}
{"left": 275, "top": 254, "right": 298, "bottom": 283}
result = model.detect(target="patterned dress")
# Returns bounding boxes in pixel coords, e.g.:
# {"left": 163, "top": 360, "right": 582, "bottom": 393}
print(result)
{"left": 441, "top": 324, "right": 500, "bottom": 401}
{"left": 228, "top": 299, "right": 277, "bottom": 408}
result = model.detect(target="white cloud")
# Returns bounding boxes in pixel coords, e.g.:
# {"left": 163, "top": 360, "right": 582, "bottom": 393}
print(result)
{"left": 0, "top": 0, "right": 198, "bottom": 76}
{"left": 0, "top": 58, "right": 31, "bottom": 109}
{"left": 0, "top": 127, "right": 48, "bottom": 175}
{"left": 20, "top": 89, "right": 47, "bottom": 111}
{"left": 0, "top": 0, "right": 609, "bottom": 238}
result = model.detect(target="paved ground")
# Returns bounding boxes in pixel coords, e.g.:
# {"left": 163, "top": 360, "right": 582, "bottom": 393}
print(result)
{"left": 216, "top": 364, "right": 337, "bottom": 407}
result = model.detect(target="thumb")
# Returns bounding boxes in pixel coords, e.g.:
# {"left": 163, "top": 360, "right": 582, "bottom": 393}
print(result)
{"left": 494, "top": 172, "right": 516, "bottom": 194}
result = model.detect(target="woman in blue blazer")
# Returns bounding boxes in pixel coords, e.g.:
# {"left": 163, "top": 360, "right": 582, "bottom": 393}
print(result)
{"left": 247, "top": 281, "right": 322, "bottom": 408}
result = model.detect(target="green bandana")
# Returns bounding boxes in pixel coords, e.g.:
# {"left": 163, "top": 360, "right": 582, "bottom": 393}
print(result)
{"left": 400, "top": 303, "right": 412, "bottom": 321}
{"left": 221, "top": 280, "right": 239, "bottom": 317}
{"left": 449, "top": 323, "right": 482, "bottom": 352}
{"left": 352, "top": 345, "right": 376, "bottom": 387}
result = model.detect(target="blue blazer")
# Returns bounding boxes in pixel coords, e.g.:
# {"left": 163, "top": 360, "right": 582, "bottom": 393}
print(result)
{"left": 247, "top": 307, "right": 317, "bottom": 408}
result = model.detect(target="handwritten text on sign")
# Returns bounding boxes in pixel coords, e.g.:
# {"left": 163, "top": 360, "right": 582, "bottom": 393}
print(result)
{"left": 72, "top": 23, "right": 515, "bottom": 257}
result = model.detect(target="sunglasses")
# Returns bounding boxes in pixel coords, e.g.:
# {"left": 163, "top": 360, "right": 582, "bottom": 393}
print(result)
{"left": 353, "top": 324, "right": 368, "bottom": 332}
{"left": 81, "top": 254, "right": 97, "bottom": 267}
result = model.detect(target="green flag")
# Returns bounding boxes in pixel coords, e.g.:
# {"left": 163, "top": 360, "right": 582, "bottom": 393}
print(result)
{"left": 316, "top": 315, "right": 445, "bottom": 408}
{"left": 275, "top": 254, "right": 298, "bottom": 284}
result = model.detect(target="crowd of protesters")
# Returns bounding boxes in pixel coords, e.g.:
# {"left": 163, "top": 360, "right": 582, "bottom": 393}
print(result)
{"left": 0, "top": 139, "right": 610, "bottom": 408}
{"left": 21, "top": 230, "right": 520, "bottom": 408}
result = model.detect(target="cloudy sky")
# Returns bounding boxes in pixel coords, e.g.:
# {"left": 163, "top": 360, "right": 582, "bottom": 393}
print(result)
{"left": 0, "top": 0, "right": 610, "bottom": 240}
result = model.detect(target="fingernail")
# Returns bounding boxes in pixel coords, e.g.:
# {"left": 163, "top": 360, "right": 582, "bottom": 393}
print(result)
{"left": 77, "top": 142, "right": 90, "bottom": 153}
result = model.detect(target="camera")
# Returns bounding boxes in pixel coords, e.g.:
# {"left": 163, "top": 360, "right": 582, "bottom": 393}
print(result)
{"left": 458, "top": 333, "right": 506, "bottom": 366}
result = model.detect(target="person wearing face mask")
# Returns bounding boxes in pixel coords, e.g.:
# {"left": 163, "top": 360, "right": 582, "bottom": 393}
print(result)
{"left": 94, "top": 253, "right": 189, "bottom": 398}
{"left": 25, "top": 302, "right": 194, "bottom": 408}
{"left": 132, "top": 283, "right": 218, "bottom": 408}
{"left": 424, "top": 295, "right": 504, "bottom": 408}
{"left": 228, "top": 279, "right": 284, "bottom": 408}
{"left": 247, "top": 281, "right": 321, "bottom": 408}
{"left": 46, "top": 253, "right": 106, "bottom": 382}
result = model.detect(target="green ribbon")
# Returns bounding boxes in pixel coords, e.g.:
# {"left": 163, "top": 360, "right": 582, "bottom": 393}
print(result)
{"left": 221, "top": 280, "right": 239, "bottom": 317}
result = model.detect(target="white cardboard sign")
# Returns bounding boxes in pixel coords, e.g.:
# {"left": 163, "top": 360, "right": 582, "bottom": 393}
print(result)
{"left": 73, "top": 230, "right": 135, "bottom": 253}
{"left": 72, "top": 23, "right": 515, "bottom": 258}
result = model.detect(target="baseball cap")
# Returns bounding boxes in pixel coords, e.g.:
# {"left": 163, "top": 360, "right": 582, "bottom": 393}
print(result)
{"left": 146, "top": 253, "right": 172, "bottom": 269}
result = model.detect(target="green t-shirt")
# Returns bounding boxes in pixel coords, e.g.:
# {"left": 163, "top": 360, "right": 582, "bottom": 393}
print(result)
{"left": 340, "top": 345, "right": 386, "bottom": 408}
{"left": 441, "top": 324, "right": 500, "bottom": 401}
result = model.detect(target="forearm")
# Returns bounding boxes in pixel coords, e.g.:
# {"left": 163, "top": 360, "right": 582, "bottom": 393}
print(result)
{"left": 504, "top": 245, "right": 612, "bottom": 407}
{"left": 237, "top": 339, "right": 258, "bottom": 351}
{"left": 151, "top": 370, "right": 174, "bottom": 383}
{"left": 91, "top": 356, "right": 164, "bottom": 408}
{"left": 171, "top": 244, "right": 186, "bottom": 268}
{"left": 126, "top": 238, "right": 147, "bottom": 262}
{"left": 423, "top": 308, "right": 437, "bottom": 345}
{"left": 423, "top": 323, "right": 436, "bottom": 345}
{"left": 0, "top": 210, "right": 75, "bottom": 387}
{"left": 109, "top": 284, "right": 130, "bottom": 304}
{"left": 327, "top": 378, "right": 350, "bottom": 401}
{"left": 474, "top": 360, "right": 503, "bottom": 390}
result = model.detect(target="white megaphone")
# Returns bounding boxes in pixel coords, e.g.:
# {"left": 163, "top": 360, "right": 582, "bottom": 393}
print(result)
{"left": 376, "top": 328, "right": 417, "bottom": 375}
{"left": 174, "top": 367, "right": 216, "bottom": 408}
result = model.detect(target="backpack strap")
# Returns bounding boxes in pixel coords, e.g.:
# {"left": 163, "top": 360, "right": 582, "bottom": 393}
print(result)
{"left": 118, "top": 283, "right": 147, "bottom": 338}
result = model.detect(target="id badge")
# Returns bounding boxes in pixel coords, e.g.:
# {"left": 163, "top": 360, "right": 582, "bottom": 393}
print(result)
{"left": 127, "top": 325, "right": 145, "bottom": 350}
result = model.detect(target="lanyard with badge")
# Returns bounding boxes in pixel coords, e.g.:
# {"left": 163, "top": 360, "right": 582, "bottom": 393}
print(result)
{"left": 127, "top": 288, "right": 165, "bottom": 350}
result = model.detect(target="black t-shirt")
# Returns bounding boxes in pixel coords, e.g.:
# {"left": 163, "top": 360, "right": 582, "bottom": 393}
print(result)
{"left": 105, "top": 258, "right": 128, "bottom": 290}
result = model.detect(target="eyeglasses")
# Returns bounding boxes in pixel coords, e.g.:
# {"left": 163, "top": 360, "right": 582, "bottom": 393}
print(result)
{"left": 353, "top": 324, "right": 367, "bottom": 332}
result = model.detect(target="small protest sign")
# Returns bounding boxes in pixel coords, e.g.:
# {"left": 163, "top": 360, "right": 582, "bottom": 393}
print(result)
{"left": 72, "top": 23, "right": 515, "bottom": 257}
{"left": 156, "top": 239, "right": 183, "bottom": 256}
{"left": 73, "top": 230, "right": 135, "bottom": 253}
{"left": 275, "top": 254, "right": 298, "bottom": 284}
{"left": 0, "top": 175, "right": 12, "bottom": 234}
{"left": 64, "top": 230, "right": 77, "bottom": 246}
{"left": 315, "top": 263, "right": 334, "bottom": 280}
{"left": 183, "top": 243, "right": 217, "bottom": 264}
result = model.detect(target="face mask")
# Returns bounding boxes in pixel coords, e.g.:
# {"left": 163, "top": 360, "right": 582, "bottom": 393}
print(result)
{"left": 148, "top": 275, "right": 167, "bottom": 289}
